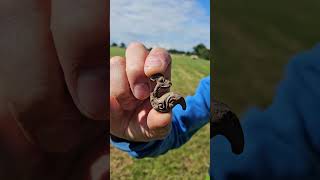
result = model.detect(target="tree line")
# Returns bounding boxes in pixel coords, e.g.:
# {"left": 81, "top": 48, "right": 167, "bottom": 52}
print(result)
{"left": 111, "top": 42, "right": 210, "bottom": 60}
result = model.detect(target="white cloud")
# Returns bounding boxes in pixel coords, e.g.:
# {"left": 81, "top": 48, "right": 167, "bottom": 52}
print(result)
{"left": 110, "top": 0, "right": 210, "bottom": 51}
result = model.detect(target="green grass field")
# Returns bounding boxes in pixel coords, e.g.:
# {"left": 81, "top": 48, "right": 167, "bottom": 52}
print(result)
{"left": 213, "top": 0, "right": 320, "bottom": 116}
{"left": 110, "top": 1, "right": 320, "bottom": 178}
{"left": 110, "top": 47, "right": 210, "bottom": 179}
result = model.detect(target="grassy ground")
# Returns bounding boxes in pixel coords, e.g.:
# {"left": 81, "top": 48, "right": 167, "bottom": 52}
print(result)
{"left": 109, "top": 1, "right": 320, "bottom": 178}
{"left": 110, "top": 47, "right": 210, "bottom": 179}
{"left": 212, "top": 0, "right": 320, "bottom": 116}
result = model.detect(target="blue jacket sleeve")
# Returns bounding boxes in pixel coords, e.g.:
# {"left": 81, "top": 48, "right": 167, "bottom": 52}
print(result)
{"left": 111, "top": 76, "right": 210, "bottom": 158}
{"left": 211, "top": 44, "right": 320, "bottom": 179}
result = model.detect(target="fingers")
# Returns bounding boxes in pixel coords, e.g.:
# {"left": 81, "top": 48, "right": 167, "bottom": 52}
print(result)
{"left": 110, "top": 56, "right": 136, "bottom": 111}
{"left": 125, "top": 42, "right": 150, "bottom": 100}
{"left": 143, "top": 48, "right": 173, "bottom": 140}
{"left": 125, "top": 43, "right": 172, "bottom": 100}
{"left": 113, "top": 44, "right": 172, "bottom": 105}
{"left": 125, "top": 103, "right": 172, "bottom": 142}
{"left": 146, "top": 109, "right": 172, "bottom": 140}
{"left": 110, "top": 43, "right": 173, "bottom": 141}
{"left": 144, "top": 48, "right": 172, "bottom": 78}
{"left": 0, "top": 0, "right": 62, "bottom": 154}
{"left": 0, "top": 0, "right": 58, "bottom": 104}
{"left": 51, "top": 0, "right": 108, "bottom": 120}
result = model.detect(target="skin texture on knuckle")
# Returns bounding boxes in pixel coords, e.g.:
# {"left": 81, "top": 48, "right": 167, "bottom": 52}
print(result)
{"left": 115, "top": 93, "right": 136, "bottom": 111}
{"left": 126, "top": 65, "right": 145, "bottom": 78}
{"left": 125, "top": 43, "right": 148, "bottom": 73}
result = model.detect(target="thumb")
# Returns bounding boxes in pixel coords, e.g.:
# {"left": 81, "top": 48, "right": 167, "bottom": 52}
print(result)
{"left": 51, "top": 0, "right": 108, "bottom": 120}
{"left": 51, "top": 38, "right": 108, "bottom": 121}
{"left": 147, "top": 109, "right": 172, "bottom": 140}
{"left": 72, "top": 64, "right": 108, "bottom": 120}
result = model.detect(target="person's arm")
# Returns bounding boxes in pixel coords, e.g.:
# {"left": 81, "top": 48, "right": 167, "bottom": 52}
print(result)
{"left": 111, "top": 76, "right": 210, "bottom": 158}
{"left": 211, "top": 44, "right": 320, "bottom": 179}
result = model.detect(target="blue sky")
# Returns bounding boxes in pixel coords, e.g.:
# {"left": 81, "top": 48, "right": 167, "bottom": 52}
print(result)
{"left": 199, "top": 0, "right": 210, "bottom": 16}
{"left": 110, "top": 0, "right": 210, "bottom": 51}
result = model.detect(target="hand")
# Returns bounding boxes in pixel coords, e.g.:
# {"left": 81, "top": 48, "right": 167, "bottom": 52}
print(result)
{"left": 110, "top": 42, "right": 172, "bottom": 142}
{"left": 0, "top": 0, "right": 108, "bottom": 179}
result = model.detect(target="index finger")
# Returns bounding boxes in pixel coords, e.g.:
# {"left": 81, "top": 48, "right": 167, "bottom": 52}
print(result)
{"left": 125, "top": 42, "right": 150, "bottom": 100}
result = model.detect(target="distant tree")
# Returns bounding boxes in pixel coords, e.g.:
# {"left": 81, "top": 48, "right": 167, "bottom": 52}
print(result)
{"left": 168, "top": 49, "right": 185, "bottom": 55}
{"left": 186, "top": 51, "right": 192, "bottom": 56}
{"left": 120, "top": 42, "right": 126, "bottom": 48}
{"left": 193, "top": 43, "right": 210, "bottom": 60}
{"left": 111, "top": 42, "right": 118, "bottom": 47}
{"left": 168, "top": 49, "right": 176, "bottom": 54}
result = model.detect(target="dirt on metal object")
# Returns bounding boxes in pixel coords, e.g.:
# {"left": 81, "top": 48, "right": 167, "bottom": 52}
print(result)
{"left": 211, "top": 100, "right": 244, "bottom": 154}
{"left": 150, "top": 73, "right": 186, "bottom": 113}
{"left": 149, "top": 73, "right": 244, "bottom": 154}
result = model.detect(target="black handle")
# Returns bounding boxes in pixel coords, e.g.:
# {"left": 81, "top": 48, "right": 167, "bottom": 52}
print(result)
{"left": 211, "top": 110, "right": 244, "bottom": 154}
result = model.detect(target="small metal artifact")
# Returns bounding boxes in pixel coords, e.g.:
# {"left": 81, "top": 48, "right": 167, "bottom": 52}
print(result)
{"left": 150, "top": 73, "right": 186, "bottom": 113}
{"left": 149, "top": 73, "right": 244, "bottom": 154}
{"left": 211, "top": 100, "right": 244, "bottom": 154}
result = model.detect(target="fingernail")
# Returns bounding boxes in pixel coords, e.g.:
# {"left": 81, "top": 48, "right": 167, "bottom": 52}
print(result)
{"left": 77, "top": 67, "right": 107, "bottom": 120}
{"left": 133, "top": 83, "right": 150, "bottom": 100}
{"left": 144, "top": 57, "right": 163, "bottom": 71}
